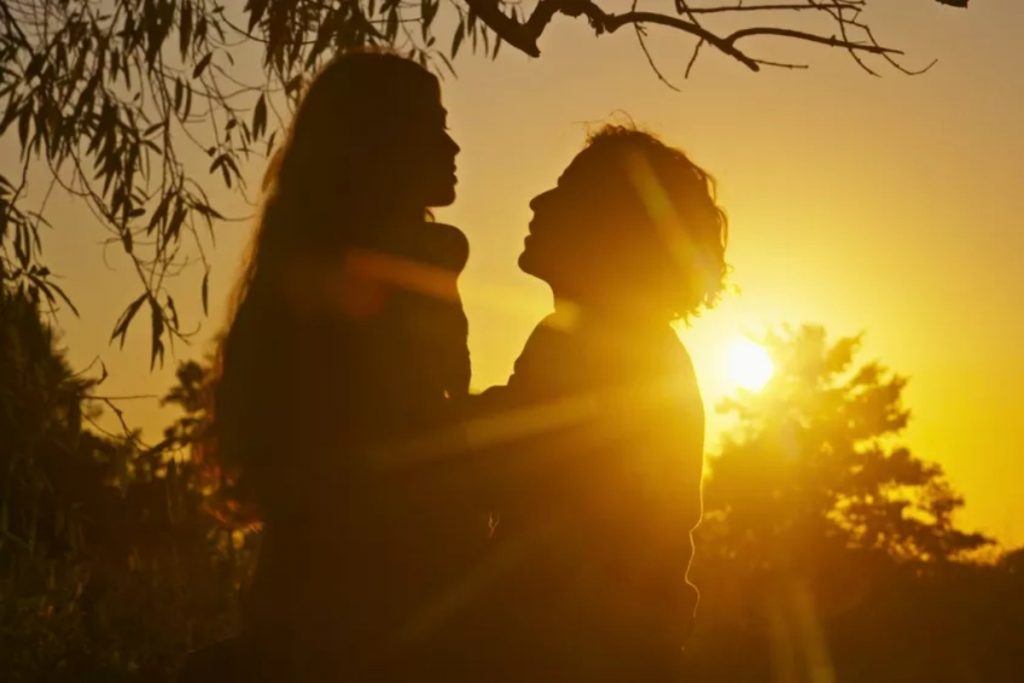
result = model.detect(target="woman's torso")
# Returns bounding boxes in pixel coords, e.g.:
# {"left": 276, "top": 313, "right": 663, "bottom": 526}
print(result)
{"left": 239, "top": 222, "right": 471, "bottom": 676}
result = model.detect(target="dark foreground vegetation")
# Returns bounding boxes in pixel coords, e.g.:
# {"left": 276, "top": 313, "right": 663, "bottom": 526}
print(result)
{"left": 2, "top": 293, "right": 1021, "bottom": 682}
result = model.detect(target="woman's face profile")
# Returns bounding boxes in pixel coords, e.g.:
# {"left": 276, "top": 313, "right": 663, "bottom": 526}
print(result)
{"left": 403, "top": 86, "right": 460, "bottom": 208}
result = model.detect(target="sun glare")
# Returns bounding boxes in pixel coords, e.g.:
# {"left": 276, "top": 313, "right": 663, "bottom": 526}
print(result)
{"left": 726, "top": 337, "right": 775, "bottom": 392}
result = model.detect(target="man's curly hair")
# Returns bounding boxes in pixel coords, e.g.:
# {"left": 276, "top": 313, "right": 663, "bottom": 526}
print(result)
{"left": 581, "top": 125, "right": 729, "bottom": 320}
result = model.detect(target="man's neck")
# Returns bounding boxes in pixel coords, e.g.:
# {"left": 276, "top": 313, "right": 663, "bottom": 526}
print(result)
{"left": 549, "top": 296, "right": 669, "bottom": 335}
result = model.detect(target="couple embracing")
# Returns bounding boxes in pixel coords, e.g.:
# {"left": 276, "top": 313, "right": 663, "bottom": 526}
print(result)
{"left": 207, "top": 50, "right": 727, "bottom": 683}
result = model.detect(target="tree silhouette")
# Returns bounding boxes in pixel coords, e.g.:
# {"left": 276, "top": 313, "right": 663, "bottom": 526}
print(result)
{"left": 702, "top": 325, "right": 990, "bottom": 566}
{"left": 4, "top": 311, "right": 1020, "bottom": 680}
{"left": 0, "top": 0, "right": 970, "bottom": 364}
{"left": 0, "top": 291, "right": 252, "bottom": 680}
{"left": 686, "top": 325, "right": 1018, "bottom": 683}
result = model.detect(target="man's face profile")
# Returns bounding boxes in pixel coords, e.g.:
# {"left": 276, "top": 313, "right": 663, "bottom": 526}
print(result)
{"left": 519, "top": 146, "right": 634, "bottom": 295}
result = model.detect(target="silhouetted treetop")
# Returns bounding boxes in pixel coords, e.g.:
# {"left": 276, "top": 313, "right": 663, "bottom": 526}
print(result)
{"left": 703, "top": 325, "right": 990, "bottom": 565}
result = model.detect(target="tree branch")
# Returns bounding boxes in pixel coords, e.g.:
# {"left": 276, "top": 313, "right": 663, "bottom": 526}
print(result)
{"left": 466, "top": 0, "right": 905, "bottom": 73}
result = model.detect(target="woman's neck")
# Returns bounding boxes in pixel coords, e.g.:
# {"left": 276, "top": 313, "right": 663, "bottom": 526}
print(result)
{"left": 351, "top": 199, "right": 424, "bottom": 233}
{"left": 316, "top": 199, "right": 425, "bottom": 251}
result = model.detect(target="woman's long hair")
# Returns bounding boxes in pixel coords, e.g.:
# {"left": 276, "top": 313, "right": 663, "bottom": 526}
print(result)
{"left": 210, "top": 52, "right": 442, "bottom": 494}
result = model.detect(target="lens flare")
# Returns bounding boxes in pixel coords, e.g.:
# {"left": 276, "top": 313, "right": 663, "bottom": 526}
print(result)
{"left": 726, "top": 337, "right": 774, "bottom": 392}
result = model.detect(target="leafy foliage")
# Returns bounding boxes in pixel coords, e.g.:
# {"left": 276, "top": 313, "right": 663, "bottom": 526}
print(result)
{"left": 703, "top": 325, "right": 990, "bottom": 564}
{"left": 0, "top": 0, "right": 494, "bottom": 367}
{"left": 687, "top": 325, "right": 1018, "bottom": 682}
{"left": 0, "top": 1, "right": 970, "bottom": 366}
{"left": 1, "top": 305, "right": 1018, "bottom": 680}
{"left": 0, "top": 291, "right": 253, "bottom": 681}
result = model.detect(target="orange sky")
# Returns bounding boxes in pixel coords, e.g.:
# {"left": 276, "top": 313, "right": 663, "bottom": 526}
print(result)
{"left": 24, "top": 1, "right": 1023, "bottom": 546}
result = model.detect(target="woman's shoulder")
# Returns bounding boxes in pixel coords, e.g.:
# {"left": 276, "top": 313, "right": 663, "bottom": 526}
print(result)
{"left": 419, "top": 222, "right": 469, "bottom": 271}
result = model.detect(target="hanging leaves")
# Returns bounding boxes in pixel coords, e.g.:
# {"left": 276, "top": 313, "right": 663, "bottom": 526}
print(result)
{"left": 0, "top": 0, "right": 960, "bottom": 371}
{"left": 252, "top": 93, "right": 267, "bottom": 139}
{"left": 110, "top": 293, "right": 148, "bottom": 349}
{"left": 451, "top": 20, "right": 465, "bottom": 59}
{"left": 192, "top": 52, "right": 212, "bottom": 79}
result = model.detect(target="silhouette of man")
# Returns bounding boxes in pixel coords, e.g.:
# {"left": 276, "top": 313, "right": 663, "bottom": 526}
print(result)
{"left": 445, "top": 125, "right": 727, "bottom": 682}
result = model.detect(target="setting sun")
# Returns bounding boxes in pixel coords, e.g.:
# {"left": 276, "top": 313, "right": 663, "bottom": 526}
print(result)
{"left": 726, "top": 337, "right": 775, "bottom": 392}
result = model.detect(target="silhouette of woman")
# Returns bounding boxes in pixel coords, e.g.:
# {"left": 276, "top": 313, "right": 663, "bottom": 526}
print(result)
{"left": 206, "top": 52, "right": 466, "bottom": 681}
{"left": 454, "top": 126, "right": 728, "bottom": 682}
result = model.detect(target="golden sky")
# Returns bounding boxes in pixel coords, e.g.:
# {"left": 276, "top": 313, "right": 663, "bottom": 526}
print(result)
{"left": 33, "top": 1, "right": 1023, "bottom": 546}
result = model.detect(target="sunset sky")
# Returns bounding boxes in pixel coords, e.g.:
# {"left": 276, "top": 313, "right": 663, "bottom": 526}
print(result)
{"left": 30, "top": 1, "right": 1023, "bottom": 546}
